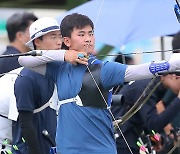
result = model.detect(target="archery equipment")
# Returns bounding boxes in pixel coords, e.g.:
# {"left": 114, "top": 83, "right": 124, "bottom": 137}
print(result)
{"left": 0, "top": 50, "right": 42, "bottom": 59}
{"left": 174, "top": 0, "right": 180, "bottom": 23}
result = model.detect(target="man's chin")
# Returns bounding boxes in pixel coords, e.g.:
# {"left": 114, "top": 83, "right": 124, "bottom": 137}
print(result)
{"left": 86, "top": 51, "right": 93, "bottom": 55}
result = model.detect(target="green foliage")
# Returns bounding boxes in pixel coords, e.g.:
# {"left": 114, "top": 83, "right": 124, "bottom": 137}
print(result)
{"left": 66, "top": 0, "right": 89, "bottom": 10}
{"left": 97, "top": 45, "right": 114, "bottom": 60}
{"left": 0, "top": 0, "right": 89, "bottom": 9}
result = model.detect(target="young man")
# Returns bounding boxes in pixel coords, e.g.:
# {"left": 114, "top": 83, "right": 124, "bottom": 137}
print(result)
{"left": 0, "top": 12, "right": 37, "bottom": 74}
{"left": 12, "top": 17, "right": 62, "bottom": 154}
{"left": 18, "top": 13, "right": 180, "bottom": 154}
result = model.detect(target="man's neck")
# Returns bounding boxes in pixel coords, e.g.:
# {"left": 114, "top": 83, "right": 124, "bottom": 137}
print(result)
{"left": 10, "top": 42, "right": 28, "bottom": 53}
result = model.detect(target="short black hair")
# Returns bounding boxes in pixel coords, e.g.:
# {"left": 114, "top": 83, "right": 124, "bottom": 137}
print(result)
{"left": 60, "top": 13, "right": 94, "bottom": 37}
{"left": 60, "top": 13, "right": 94, "bottom": 49}
{"left": 6, "top": 12, "right": 38, "bottom": 42}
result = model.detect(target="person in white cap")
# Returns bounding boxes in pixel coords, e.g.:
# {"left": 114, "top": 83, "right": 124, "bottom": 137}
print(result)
{"left": 26, "top": 17, "right": 62, "bottom": 50}
{"left": 11, "top": 17, "right": 62, "bottom": 154}
{"left": 18, "top": 13, "right": 180, "bottom": 154}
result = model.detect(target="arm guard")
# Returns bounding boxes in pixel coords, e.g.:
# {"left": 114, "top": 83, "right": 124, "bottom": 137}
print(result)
{"left": 124, "top": 53, "right": 180, "bottom": 82}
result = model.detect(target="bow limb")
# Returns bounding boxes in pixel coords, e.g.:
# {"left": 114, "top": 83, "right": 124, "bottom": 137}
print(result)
{"left": 114, "top": 76, "right": 162, "bottom": 128}
{"left": 167, "top": 139, "right": 180, "bottom": 154}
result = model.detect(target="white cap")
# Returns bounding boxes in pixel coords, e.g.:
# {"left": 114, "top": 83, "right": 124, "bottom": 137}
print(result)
{"left": 26, "top": 17, "right": 60, "bottom": 50}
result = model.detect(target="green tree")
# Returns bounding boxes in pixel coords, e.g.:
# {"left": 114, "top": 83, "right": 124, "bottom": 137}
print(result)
{"left": 66, "top": 0, "right": 89, "bottom": 10}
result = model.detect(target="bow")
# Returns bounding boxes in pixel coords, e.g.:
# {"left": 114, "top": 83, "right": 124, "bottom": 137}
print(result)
{"left": 167, "top": 139, "right": 180, "bottom": 154}
{"left": 85, "top": 1, "right": 180, "bottom": 154}
{"left": 113, "top": 76, "right": 161, "bottom": 127}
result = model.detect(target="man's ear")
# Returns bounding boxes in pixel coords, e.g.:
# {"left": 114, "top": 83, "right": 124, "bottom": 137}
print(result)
{"left": 16, "top": 31, "right": 24, "bottom": 42}
{"left": 63, "top": 37, "right": 71, "bottom": 47}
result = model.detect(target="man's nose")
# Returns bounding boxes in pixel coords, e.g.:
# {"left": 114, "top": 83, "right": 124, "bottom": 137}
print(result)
{"left": 57, "top": 37, "right": 63, "bottom": 44}
{"left": 85, "top": 35, "right": 92, "bottom": 42}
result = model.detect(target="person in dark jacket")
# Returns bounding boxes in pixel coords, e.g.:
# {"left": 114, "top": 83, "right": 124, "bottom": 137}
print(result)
{"left": 0, "top": 12, "right": 37, "bottom": 74}
{"left": 112, "top": 73, "right": 180, "bottom": 154}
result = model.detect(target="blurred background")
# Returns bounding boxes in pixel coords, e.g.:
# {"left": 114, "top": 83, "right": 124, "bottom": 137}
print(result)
{"left": 0, "top": 0, "right": 179, "bottom": 63}
{"left": 0, "top": 0, "right": 89, "bottom": 53}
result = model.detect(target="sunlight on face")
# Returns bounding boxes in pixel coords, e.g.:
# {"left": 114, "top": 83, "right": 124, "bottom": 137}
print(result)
{"left": 68, "top": 25, "right": 95, "bottom": 54}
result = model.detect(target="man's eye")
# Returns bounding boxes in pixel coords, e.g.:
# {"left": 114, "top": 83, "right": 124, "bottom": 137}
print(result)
{"left": 79, "top": 34, "right": 84, "bottom": 37}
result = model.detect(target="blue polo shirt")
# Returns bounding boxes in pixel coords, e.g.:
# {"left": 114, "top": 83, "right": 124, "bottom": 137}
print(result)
{"left": 46, "top": 58, "right": 127, "bottom": 154}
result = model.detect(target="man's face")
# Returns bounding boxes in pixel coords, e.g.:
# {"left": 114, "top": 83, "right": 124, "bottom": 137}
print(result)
{"left": 35, "top": 30, "right": 62, "bottom": 50}
{"left": 64, "top": 25, "right": 95, "bottom": 54}
{"left": 161, "top": 74, "right": 180, "bottom": 94}
{"left": 20, "top": 27, "right": 31, "bottom": 51}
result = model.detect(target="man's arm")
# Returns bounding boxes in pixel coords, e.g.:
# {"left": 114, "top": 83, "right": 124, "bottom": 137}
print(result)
{"left": 156, "top": 100, "right": 175, "bottom": 135}
{"left": 18, "top": 50, "right": 88, "bottom": 75}
{"left": 124, "top": 53, "right": 180, "bottom": 82}
{"left": 19, "top": 111, "right": 43, "bottom": 154}
{"left": 146, "top": 97, "right": 180, "bottom": 132}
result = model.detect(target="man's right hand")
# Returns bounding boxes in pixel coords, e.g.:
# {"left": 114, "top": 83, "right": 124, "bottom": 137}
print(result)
{"left": 64, "top": 50, "right": 88, "bottom": 65}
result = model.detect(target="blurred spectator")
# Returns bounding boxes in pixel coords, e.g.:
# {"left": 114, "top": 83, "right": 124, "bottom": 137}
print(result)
{"left": 0, "top": 12, "right": 37, "bottom": 74}
{"left": 112, "top": 53, "right": 135, "bottom": 94}
{"left": 113, "top": 73, "right": 180, "bottom": 154}
{"left": 161, "top": 30, "right": 180, "bottom": 131}
{"left": 114, "top": 52, "right": 135, "bottom": 65}
{"left": 152, "top": 31, "right": 180, "bottom": 154}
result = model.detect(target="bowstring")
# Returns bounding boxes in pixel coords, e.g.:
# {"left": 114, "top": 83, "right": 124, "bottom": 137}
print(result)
{"left": 83, "top": 0, "right": 134, "bottom": 152}
{"left": 86, "top": 65, "right": 133, "bottom": 154}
